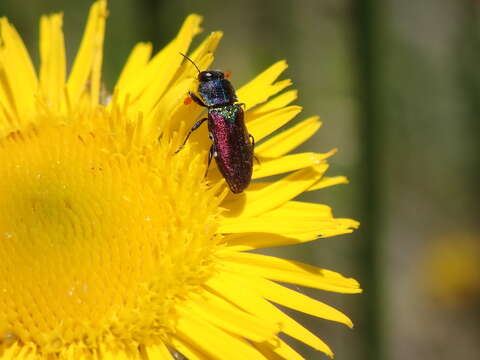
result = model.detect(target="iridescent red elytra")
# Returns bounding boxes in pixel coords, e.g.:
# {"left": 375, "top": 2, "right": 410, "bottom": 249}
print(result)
{"left": 175, "top": 54, "right": 254, "bottom": 194}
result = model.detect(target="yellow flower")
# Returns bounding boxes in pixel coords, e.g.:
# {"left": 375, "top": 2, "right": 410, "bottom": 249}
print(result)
{"left": 423, "top": 232, "right": 480, "bottom": 307}
{"left": 0, "top": 1, "right": 360, "bottom": 359}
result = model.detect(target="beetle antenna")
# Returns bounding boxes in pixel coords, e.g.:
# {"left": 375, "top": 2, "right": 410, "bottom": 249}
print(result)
{"left": 179, "top": 52, "right": 201, "bottom": 73}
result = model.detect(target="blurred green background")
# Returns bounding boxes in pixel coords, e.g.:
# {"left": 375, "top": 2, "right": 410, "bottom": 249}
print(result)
{"left": 2, "top": 0, "right": 479, "bottom": 359}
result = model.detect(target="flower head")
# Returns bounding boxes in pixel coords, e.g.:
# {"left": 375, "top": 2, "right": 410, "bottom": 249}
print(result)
{"left": 0, "top": 1, "right": 360, "bottom": 359}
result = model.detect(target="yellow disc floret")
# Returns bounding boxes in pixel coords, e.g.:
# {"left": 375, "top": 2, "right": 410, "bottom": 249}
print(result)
{"left": 0, "top": 115, "right": 223, "bottom": 354}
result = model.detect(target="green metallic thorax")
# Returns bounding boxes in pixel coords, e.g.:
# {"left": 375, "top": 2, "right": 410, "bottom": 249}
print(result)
{"left": 210, "top": 104, "right": 241, "bottom": 124}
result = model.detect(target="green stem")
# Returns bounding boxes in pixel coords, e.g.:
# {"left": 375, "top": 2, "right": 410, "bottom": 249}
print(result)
{"left": 458, "top": 0, "right": 480, "bottom": 220}
{"left": 352, "top": 1, "right": 386, "bottom": 360}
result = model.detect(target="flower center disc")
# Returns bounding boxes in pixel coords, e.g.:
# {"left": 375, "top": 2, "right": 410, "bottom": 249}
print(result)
{"left": 0, "top": 122, "right": 220, "bottom": 353}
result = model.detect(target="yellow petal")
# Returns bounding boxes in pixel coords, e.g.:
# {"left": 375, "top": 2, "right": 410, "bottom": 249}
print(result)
{"left": 0, "top": 17, "right": 38, "bottom": 120}
{"left": 67, "top": 0, "right": 107, "bottom": 107}
{"left": 223, "top": 164, "right": 329, "bottom": 218}
{"left": 170, "top": 337, "right": 211, "bottom": 360}
{"left": 221, "top": 198, "right": 356, "bottom": 226}
{"left": 145, "top": 343, "right": 174, "bottom": 360}
{"left": 206, "top": 272, "right": 334, "bottom": 357}
{"left": 255, "top": 339, "right": 305, "bottom": 360}
{"left": 0, "top": 84, "right": 17, "bottom": 133}
{"left": 67, "top": 0, "right": 107, "bottom": 106}
{"left": 255, "top": 116, "right": 321, "bottom": 158}
{"left": 190, "top": 31, "right": 223, "bottom": 62}
{"left": 131, "top": 14, "right": 202, "bottom": 115}
{"left": 142, "top": 77, "right": 195, "bottom": 142}
{"left": 237, "top": 61, "right": 291, "bottom": 109}
{"left": 219, "top": 216, "right": 357, "bottom": 242}
{"left": 114, "top": 42, "right": 152, "bottom": 96}
{"left": 309, "top": 175, "right": 349, "bottom": 191}
{"left": 173, "top": 31, "right": 223, "bottom": 85}
{"left": 0, "top": 64, "right": 13, "bottom": 114}
{"left": 250, "top": 277, "right": 353, "bottom": 327}
{"left": 276, "top": 200, "right": 333, "bottom": 216}
{"left": 176, "top": 313, "right": 267, "bottom": 360}
{"left": 164, "top": 30, "right": 224, "bottom": 142}
{"left": 220, "top": 252, "right": 361, "bottom": 294}
{"left": 226, "top": 201, "right": 359, "bottom": 239}
{"left": 39, "top": 13, "right": 66, "bottom": 113}
{"left": 225, "top": 233, "right": 309, "bottom": 251}
{"left": 252, "top": 151, "right": 335, "bottom": 179}
{"left": 181, "top": 292, "right": 279, "bottom": 342}
{"left": 162, "top": 33, "right": 222, "bottom": 136}
{"left": 248, "top": 89, "right": 298, "bottom": 118}
{"left": 247, "top": 105, "right": 302, "bottom": 141}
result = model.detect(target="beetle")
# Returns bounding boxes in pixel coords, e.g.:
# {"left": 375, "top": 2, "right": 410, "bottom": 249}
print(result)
{"left": 175, "top": 53, "right": 254, "bottom": 194}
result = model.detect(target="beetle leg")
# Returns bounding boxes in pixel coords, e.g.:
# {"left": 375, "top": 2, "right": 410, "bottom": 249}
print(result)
{"left": 189, "top": 92, "right": 208, "bottom": 107}
{"left": 175, "top": 117, "right": 208, "bottom": 154}
{"left": 238, "top": 102, "right": 246, "bottom": 110}
{"left": 204, "top": 144, "right": 215, "bottom": 178}
{"left": 249, "top": 134, "right": 260, "bottom": 165}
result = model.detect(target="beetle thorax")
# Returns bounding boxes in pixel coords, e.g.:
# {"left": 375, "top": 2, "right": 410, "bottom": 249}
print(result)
{"left": 198, "top": 79, "right": 238, "bottom": 107}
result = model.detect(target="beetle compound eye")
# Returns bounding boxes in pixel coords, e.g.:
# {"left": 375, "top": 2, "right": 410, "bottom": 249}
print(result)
{"left": 199, "top": 71, "right": 225, "bottom": 82}
{"left": 199, "top": 72, "right": 212, "bottom": 82}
